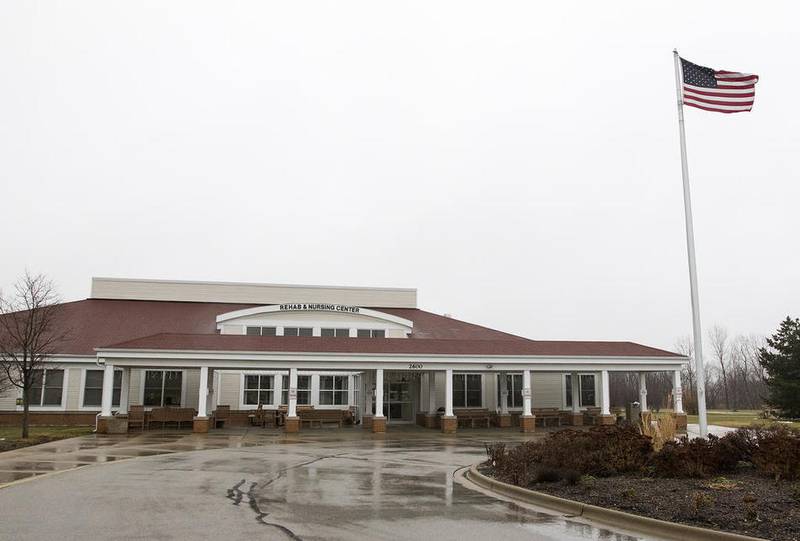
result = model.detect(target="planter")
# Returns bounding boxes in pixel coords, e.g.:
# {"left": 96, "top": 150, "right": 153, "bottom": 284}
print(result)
{"left": 465, "top": 465, "right": 764, "bottom": 541}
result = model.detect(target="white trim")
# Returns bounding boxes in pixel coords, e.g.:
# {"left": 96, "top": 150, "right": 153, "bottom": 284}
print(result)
{"left": 561, "top": 373, "right": 600, "bottom": 409}
{"left": 215, "top": 305, "right": 414, "bottom": 329}
{"left": 451, "top": 372, "right": 484, "bottom": 409}
{"left": 17, "top": 368, "right": 70, "bottom": 411}
{"left": 137, "top": 369, "right": 188, "bottom": 409}
{"left": 78, "top": 367, "right": 123, "bottom": 411}
{"left": 238, "top": 371, "right": 282, "bottom": 410}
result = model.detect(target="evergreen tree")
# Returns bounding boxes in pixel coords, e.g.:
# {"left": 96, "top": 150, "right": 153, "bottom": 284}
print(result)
{"left": 758, "top": 317, "right": 800, "bottom": 418}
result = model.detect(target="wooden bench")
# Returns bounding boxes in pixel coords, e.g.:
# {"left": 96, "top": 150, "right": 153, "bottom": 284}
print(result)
{"left": 533, "top": 408, "right": 561, "bottom": 427}
{"left": 454, "top": 408, "right": 491, "bottom": 428}
{"left": 299, "top": 408, "right": 347, "bottom": 428}
{"left": 148, "top": 407, "right": 196, "bottom": 429}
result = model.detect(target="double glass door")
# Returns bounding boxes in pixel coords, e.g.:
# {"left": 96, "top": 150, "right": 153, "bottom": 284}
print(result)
{"left": 383, "top": 374, "right": 414, "bottom": 423}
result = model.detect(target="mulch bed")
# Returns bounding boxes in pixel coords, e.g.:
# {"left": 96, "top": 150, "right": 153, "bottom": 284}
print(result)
{"left": 484, "top": 465, "right": 800, "bottom": 540}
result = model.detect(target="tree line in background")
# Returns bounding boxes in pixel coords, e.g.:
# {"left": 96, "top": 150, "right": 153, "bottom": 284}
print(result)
{"left": 611, "top": 318, "right": 800, "bottom": 418}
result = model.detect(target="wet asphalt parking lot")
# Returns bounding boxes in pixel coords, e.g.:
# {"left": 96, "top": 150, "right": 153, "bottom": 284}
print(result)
{"left": 0, "top": 427, "right": 647, "bottom": 540}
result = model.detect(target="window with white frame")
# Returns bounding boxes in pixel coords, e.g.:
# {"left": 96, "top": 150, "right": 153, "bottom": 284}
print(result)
{"left": 143, "top": 370, "right": 183, "bottom": 407}
{"left": 243, "top": 374, "right": 274, "bottom": 406}
{"left": 246, "top": 326, "right": 277, "bottom": 336}
{"left": 496, "top": 374, "right": 523, "bottom": 409}
{"left": 280, "top": 375, "right": 311, "bottom": 405}
{"left": 29, "top": 369, "right": 64, "bottom": 406}
{"left": 319, "top": 375, "right": 348, "bottom": 405}
{"left": 356, "top": 329, "right": 385, "bottom": 338}
{"left": 283, "top": 327, "right": 313, "bottom": 337}
{"left": 453, "top": 374, "right": 482, "bottom": 408}
{"left": 83, "top": 369, "right": 122, "bottom": 407}
{"left": 321, "top": 328, "right": 349, "bottom": 337}
{"left": 564, "top": 374, "right": 597, "bottom": 408}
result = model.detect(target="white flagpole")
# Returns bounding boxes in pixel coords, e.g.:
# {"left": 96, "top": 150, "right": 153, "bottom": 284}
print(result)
{"left": 673, "top": 49, "right": 709, "bottom": 437}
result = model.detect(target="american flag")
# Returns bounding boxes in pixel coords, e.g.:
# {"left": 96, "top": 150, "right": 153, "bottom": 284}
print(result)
{"left": 680, "top": 57, "right": 759, "bottom": 114}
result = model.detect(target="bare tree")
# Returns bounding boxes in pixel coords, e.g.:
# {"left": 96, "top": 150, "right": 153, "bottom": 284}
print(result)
{"left": 0, "top": 272, "right": 69, "bottom": 438}
{"left": 709, "top": 325, "right": 732, "bottom": 410}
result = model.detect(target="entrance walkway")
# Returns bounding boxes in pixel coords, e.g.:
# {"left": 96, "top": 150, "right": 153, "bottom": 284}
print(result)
{"left": 0, "top": 426, "right": 647, "bottom": 540}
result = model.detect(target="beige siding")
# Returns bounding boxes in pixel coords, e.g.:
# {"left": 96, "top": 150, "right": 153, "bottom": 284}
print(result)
{"left": 0, "top": 385, "right": 18, "bottom": 411}
{"left": 65, "top": 368, "right": 82, "bottom": 410}
{"left": 91, "top": 277, "right": 417, "bottom": 308}
{"left": 221, "top": 324, "right": 244, "bottom": 335}
{"left": 128, "top": 369, "right": 143, "bottom": 406}
{"left": 532, "top": 373, "right": 564, "bottom": 408}
{"left": 184, "top": 369, "right": 200, "bottom": 409}
{"left": 217, "top": 372, "right": 241, "bottom": 407}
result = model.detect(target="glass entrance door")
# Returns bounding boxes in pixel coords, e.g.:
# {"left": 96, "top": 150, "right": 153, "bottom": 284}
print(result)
{"left": 383, "top": 374, "right": 414, "bottom": 423}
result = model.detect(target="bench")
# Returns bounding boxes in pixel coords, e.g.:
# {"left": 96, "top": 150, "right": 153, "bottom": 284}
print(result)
{"left": 148, "top": 407, "right": 196, "bottom": 429}
{"left": 533, "top": 408, "right": 561, "bottom": 427}
{"left": 453, "top": 408, "right": 491, "bottom": 428}
{"left": 299, "top": 408, "right": 347, "bottom": 428}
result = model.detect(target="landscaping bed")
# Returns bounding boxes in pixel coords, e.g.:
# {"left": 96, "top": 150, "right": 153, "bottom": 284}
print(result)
{"left": 484, "top": 424, "right": 800, "bottom": 540}
{"left": 0, "top": 426, "right": 94, "bottom": 452}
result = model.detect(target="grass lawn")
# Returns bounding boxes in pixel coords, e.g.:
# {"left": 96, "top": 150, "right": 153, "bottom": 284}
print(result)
{"left": 0, "top": 426, "right": 94, "bottom": 453}
{"left": 654, "top": 409, "right": 800, "bottom": 429}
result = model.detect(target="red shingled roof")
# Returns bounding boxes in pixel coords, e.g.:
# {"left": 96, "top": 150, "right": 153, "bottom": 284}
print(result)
{"left": 9, "top": 298, "right": 681, "bottom": 358}
{"left": 34, "top": 298, "right": 525, "bottom": 355}
{"left": 99, "top": 333, "right": 681, "bottom": 357}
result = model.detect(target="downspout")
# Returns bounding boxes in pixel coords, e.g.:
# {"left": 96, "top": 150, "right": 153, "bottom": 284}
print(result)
{"left": 93, "top": 357, "right": 106, "bottom": 433}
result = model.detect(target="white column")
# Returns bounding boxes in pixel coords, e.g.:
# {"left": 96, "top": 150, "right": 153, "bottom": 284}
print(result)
{"left": 673, "top": 370, "right": 684, "bottom": 414}
{"left": 347, "top": 375, "right": 355, "bottom": 407}
{"left": 118, "top": 367, "right": 131, "bottom": 415}
{"left": 288, "top": 368, "right": 298, "bottom": 417}
{"left": 273, "top": 373, "right": 283, "bottom": 408}
{"left": 374, "top": 369, "right": 384, "bottom": 418}
{"left": 601, "top": 370, "right": 611, "bottom": 415}
{"left": 100, "top": 363, "right": 115, "bottom": 417}
{"left": 364, "top": 371, "right": 373, "bottom": 416}
{"left": 639, "top": 372, "right": 648, "bottom": 412}
{"left": 427, "top": 370, "right": 436, "bottom": 413}
{"left": 197, "top": 366, "right": 209, "bottom": 418}
{"left": 522, "top": 369, "right": 532, "bottom": 416}
{"left": 444, "top": 368, "right": 453, "bottom": 417}
{"left": 571, "top": 372, "right": 580, "bottom": 413}
{"left": 499, "top": 372, "right": 509, "bottom": 415}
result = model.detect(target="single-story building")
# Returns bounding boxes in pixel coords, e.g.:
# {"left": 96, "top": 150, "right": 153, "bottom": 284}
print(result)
{"left": 0, "top": 277, "right": 688, "bottom": 434}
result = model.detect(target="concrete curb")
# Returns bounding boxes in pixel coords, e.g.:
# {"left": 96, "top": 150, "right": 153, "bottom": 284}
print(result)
{"left": 465, "top": 464, "right": 765, "bottom": 541}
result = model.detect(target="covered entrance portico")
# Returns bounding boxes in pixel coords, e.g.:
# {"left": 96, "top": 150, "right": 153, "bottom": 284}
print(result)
{"left": 93, "top": 343, "right": 688, "bottom": 436}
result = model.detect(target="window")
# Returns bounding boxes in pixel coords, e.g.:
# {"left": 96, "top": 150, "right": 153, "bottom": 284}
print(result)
{"left": 283, "top": 327, "right": 312, "bottom": 337}
{"left": 453, "top": 374, "right": 482, "bottom": 408}
{"left": 280, "top": 375, "right": 311, "bottom": 405}
{"left": 565, "top": 374, "right": 597, "bottom": 408}
{"left": 496, "top": 374, "right": 523, "bottom": 409}
{"left": 246, "top": 326, "right": 276, "bottom": 336}
{"left": 29, "top": 369, "right": 64, "bottom": 406}
{"left": 356, "top": 329, "right": 385, "bottom": 338}
{"left": 319, "top": 375, "right": 348, "bottom": 405}
{"left": 580, "top": 375, "right": 596, "bottom": 407}
{"left": 243, "top": 374, "right": 274, "bottom": 406}
{"left": 321, "top": 328, "right": 350, "bottom": 337}
{"left": 143, "top": 371, "right": 183, "bottom": 407}
{"left": 83, "top": 370, "right": 122, "bottom": 407}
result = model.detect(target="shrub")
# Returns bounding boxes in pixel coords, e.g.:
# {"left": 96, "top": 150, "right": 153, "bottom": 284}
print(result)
{"left": 751, "top": 424, "right": 800, "bottom": 481}
{"left": 538, "top": 425, "right": 653, "bottom": 477}
{"left": 534, "top": 467, "right": 562, "bottom": 483}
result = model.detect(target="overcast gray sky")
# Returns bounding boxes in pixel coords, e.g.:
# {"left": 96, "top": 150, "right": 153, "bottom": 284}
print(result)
{"left": 1, "top": 2, "right": 797, "bottom": 351}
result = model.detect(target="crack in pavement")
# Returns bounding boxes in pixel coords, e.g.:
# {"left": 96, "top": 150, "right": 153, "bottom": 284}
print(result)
{"left": 226, "top": 453, "right": 347, "bottom": 540}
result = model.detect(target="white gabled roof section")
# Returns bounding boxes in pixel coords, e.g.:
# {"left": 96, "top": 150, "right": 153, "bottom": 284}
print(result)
{"left": 215, "top": 305, "right": 414, "bottom": 330}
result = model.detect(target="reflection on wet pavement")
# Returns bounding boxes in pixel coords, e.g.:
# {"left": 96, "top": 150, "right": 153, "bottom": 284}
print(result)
{"left": 0, "top": 427, "right": 648, "bottom": 540}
